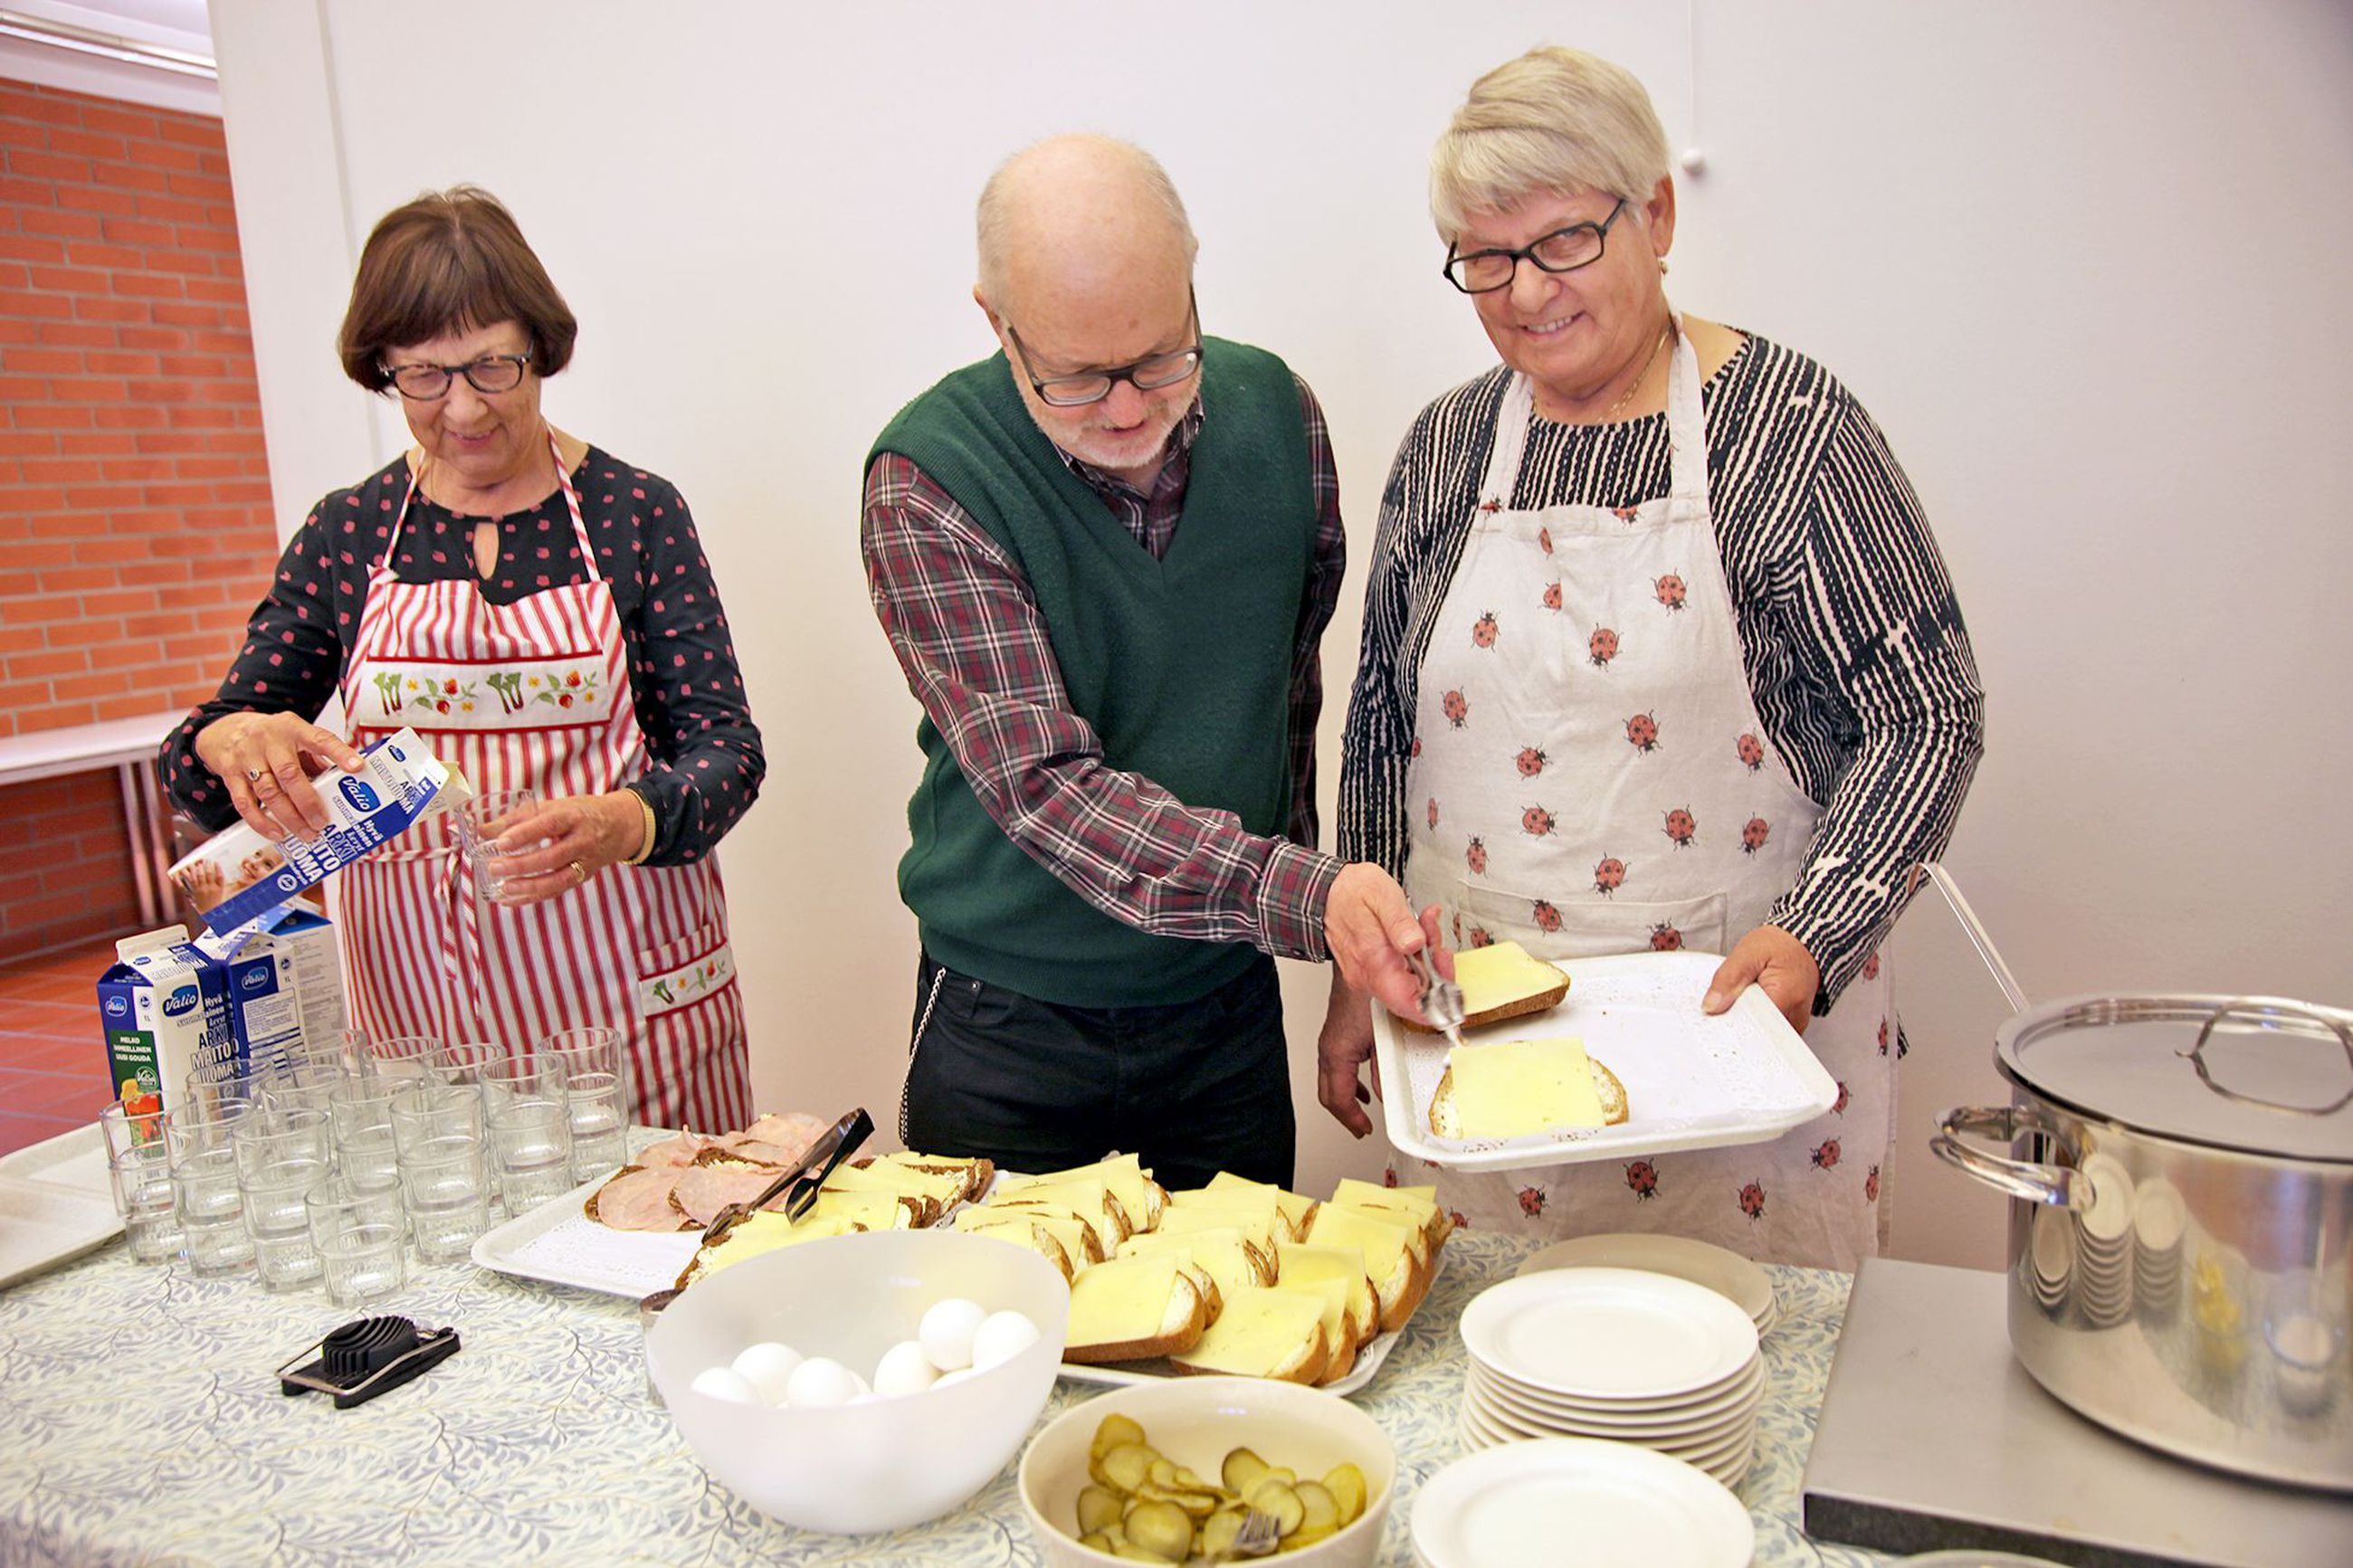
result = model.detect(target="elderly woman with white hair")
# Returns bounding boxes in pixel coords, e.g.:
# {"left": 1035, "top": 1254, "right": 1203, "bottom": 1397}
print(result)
{"left": 1318, "top": 46, "right": 1985, "bottom": 1269}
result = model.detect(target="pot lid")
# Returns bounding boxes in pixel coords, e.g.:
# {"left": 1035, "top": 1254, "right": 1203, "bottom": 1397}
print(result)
{"left": 1995, "top": 993, "right": 2353, "bottom": 1163}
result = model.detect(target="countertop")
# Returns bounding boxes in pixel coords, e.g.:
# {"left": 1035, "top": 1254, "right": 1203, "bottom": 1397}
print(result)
{"left": 0, "top": 1221, "right": 1881, "bottom": 1565}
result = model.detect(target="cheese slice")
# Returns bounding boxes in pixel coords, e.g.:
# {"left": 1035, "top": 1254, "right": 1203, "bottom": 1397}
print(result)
{"left": 1272, "top": 1274, "right": 1359, "bottom": 1384}
{"left": 798, "top": 1189, "right": 918, "bottom": 1230}
{"left": 1305, "top": 1202, "right": 1425, "bottom": 1332}
{"left": 1118, "top": 1225, "right": 1273, "bottom": 1301}
{"left": 1204, "top": 1171, "right": 1319, "bottom": 1240}
{"left": 1447, "top": 1035, "right": 1606, "bottom": 1137}
{"left": 1275, "top": 1241, "right": 1378, "bottom": 1349}
{"left": 999, "top": 1154, "right": 1165, "bottom": 1231}
{"left": 1156, "top": 1201, "right": 1280, "bottom": 1257}
{"left": 680, "top": 1212, "right": 862, "bottom": 1287}
{"left": 1330, "top": 1178, "right": 1447, "bottom": 1250}
{"left": 1064, "top": 1252, "right": 1207, "bottom": 1362}
{"left": 1453, "top": 941, "right": 1571, "bottom": 1017}
{"left": 986, "top": 1197, "right": 1113, "bottom": 1259}
{"left": 1168, "top": 1285, "right": 1329, "bottom": 1384}
{"left": 956, "top": 1204, "right": 1104, "bottom": 1269}
{"left": 991, "top": 1176, "right": 1132, "bottom": 1241}
{"left": 949, "top": 1214, "right": 1073, "bottom": 1281}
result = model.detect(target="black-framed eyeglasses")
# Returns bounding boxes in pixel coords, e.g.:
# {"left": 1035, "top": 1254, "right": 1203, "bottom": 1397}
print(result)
{"left": 1443, "top": 200, "right": 1628, "bottom": 294}
{"left": 381, "top": 352, "right": 531, "bottom": 401}
{"left": 1005, "top": 290, "right": 1202, "bottom": 407}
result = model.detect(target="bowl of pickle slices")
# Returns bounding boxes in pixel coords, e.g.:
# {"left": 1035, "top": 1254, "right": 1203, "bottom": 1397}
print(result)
{"left": 1017, "top": 1377, "right": 1394, "bottom": 1565}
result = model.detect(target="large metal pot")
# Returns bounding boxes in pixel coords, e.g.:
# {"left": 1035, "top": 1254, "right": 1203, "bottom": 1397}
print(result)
{"left": 1935, "top": 993, "right": 2353, "bottom": 1492}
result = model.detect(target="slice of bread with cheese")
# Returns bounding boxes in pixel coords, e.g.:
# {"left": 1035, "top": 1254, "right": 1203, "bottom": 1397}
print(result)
{"left": 950, "top": 1213, "right": 1074, "bottom": 1282}
{"left": 816, "top": 1159, "right": 960, "bottom": 1226}
{"left": 673, "top": 1212, "right": 862, "bottom": 1291}
{"left": 998, "top": 1154, "right": 1166, "bottom": 1231}
{"left": 1330, "top": 1176, "right": 1451, "bottom": 1250}
{"left": 797, "top": 1188, "right": 919, "bottom": 1231}
{"left": 1203, "top": 1171, "right": 1320, "bottom": 1241}
{"left": 864, "top": 1149, "right": 995, "bottom": 1204}
{"left": 955, "top": 1203, "right": 1105, "bottom": 1270}
{"left": 1305, "top": 1202, "right": 1431, "bottom": 1334}
{"left": 1396, "top": 940, "right": 1570, "bottom": 1033}
{"left": 986, "top": 1196, "right": 1116, "bottom": 1261}
{"left": 1117, "top": 1225, "right": 1275, "bottom": 1304}
{"left": 1429, "top": 1035, "right": 1628, "bottom": 1140}
{"left": 1155, "top": 1198, "right": 1281, "bottom": 1259}
{"left": 1272, "top": 1274, "right": 1360, "bottom": 1385}
{"left": 1274, "top": 1241, "right": 1379, "bottom": 1351}
{"left": 1063, "top": 1252, "right": 1213, "bottom": 1364}
{"left": 1167, "top": 1284, "right": 1330, "bottom": 1385}
{"left": 989, "top": 1176, "right": 1134, "bottom": 1244}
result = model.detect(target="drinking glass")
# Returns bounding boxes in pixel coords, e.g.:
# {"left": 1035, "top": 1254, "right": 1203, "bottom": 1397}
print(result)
{"left": 307, "top": 1178, "right": 406, "bottom": 1307}
{"left": 99, "top": 1098, "right": 167, "bottom": 1162}
{"left": 170, "top": 1145, "right": 253, "bottom": 1277}
{"left": 461, "top": 789, "right": 548, "bottom": 903}
{"left": 239, "top": 1153, "right": 329, "bottom": 1293}
{"left": 562, "top": 1069, "right": 629, "bottom": 1181}
{"left": 109, "top": 1143, "right": 181, "bottom": 1264}
{"left": 233, "top": 1107, "right": 332, "bottom": 1180}
{"left": 367, "top": 1032, "right": 446, "bottom": 1084}
{"left": 400, "top": 1134, "right": 491, "bottom": 1261}
{"left": 391, "top": 1082, "right": 482, "bottom": 1161}
{"left": 488, "top": 1098, "right": 575, "bottom": 1212}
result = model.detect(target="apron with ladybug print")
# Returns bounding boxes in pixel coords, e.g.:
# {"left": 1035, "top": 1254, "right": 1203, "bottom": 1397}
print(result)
{"left": 336, "top": 432, "right": 754, "bottom": 1134}
{"left": 1396, "top": 321, "right": 1895, "bottom": 1270}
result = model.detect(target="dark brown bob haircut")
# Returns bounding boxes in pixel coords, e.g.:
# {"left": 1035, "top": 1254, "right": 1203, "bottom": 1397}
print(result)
{"left": 337, "top": 185, "right": 577, "bottom": 392}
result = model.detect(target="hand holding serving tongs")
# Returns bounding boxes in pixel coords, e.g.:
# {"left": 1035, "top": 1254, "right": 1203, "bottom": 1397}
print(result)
{"left": 699, "top": 1106, "right": 874, "bottom": 1249}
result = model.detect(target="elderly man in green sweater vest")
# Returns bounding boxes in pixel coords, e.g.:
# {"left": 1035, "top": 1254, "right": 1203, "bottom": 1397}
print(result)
{"left": 862, "top": 135, "right": 1438, "bottom": 1190}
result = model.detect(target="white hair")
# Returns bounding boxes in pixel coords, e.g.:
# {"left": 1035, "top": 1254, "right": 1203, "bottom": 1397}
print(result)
{"left": 1429, "top": 46, "right": 1672, "bottom": 240}
{"left": 975, "top": 134, "right": 1198, "bottom": 305}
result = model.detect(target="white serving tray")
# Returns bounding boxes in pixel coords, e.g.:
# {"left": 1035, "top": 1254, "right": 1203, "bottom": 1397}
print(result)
{"left": 470, "top": 1164, "right": 681, "bottom": 1297}
{"left": 1377, "top": 950, "right": 1837, "bottom": 1173}
{"left": 0, "top": 1124, "right": 123, "bottom": 1289}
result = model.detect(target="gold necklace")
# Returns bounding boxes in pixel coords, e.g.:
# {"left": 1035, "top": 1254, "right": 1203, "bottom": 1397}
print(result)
{"left": 1602, "top": 322, "right": 1673, "bottom": 423}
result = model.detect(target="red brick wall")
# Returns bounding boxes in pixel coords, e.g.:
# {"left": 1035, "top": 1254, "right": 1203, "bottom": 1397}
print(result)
{"left": 0, "top": 773, "right": 138, "bottom": 951}
{"left": 0, "top": 80, "right": 281, "bottom": 955}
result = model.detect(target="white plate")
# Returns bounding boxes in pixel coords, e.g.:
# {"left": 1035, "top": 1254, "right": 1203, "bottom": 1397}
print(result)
{"left": 2080, "top": 1153, "right": 2134, "bottom": 1243}
{"left": 1377, "top": 951, "right": 1838, "bottom": 1172}
{"left": 1470, "top": 1358, "right": 1763, "bottom": 1431}
{"left": 1517, "top": 1234, "right": 1774, "bottom": 1326}
{"left": 0, "top": 1125, "right": 122, "bottom": 1289}
{"left": 1461, "top": 1267, "right": 1759, "bottom": 1401}
{"left": 1466, "top": 1374, "right": 1758, "bottom": 1449}
{"left": 1451, "top": 1411, "right": 1754, "bottom": 1491}
{"left": 1413, "top": 1436, "right": 1755, "bottom": 1568}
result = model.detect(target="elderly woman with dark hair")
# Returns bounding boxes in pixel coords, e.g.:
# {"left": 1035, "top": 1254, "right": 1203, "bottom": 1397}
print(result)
{"left": 1319, "top": 49, "right": 1985, "bottom": 1269}
{"left": 162, "top": 186, "right": 764, "bottom": 1131}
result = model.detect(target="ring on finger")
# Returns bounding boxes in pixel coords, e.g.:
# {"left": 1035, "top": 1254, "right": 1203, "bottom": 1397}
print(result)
{"left": 243, "top": 767, "right": 265, "bottom": 781}
{"left": 569, "top": 860, "right": 588, "bottom": 883}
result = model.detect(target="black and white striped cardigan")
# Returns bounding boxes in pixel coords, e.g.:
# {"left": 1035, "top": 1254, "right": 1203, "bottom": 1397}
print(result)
{"left": 1335, "top": 335, "right": 1986, "bottom": 1014}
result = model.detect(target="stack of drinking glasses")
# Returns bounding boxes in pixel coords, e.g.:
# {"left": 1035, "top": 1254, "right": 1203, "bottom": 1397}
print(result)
{"left": 94, "top": 1021, "right": 633, "bottom": 1306}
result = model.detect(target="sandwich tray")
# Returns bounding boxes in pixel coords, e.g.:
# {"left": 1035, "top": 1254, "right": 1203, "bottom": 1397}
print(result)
{"left": 0, "top": 1124, "right": 123, "bottom": 1290}
{"left": 1376, "top": 950, "right": 1838, "bottom": 1174}
{"left": 470, "top": 1162, "right": 680, "bottom": 1297}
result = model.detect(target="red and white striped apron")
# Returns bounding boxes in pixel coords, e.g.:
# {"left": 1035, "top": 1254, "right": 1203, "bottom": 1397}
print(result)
{"left": 337, "top": 433, "right": 752, "bottom": 1133}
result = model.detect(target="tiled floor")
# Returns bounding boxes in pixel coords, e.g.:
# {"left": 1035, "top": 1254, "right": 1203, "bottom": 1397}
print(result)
{"left": 0, "top": 934, "right": 119, "bottom": 1158}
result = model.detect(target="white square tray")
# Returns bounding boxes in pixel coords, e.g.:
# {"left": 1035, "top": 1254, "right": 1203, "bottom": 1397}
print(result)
{"left": 1376, "top": 950, "right": 1837, "bottom": 1173}
{"left": 470, "top": 1164, "right": 682, "bottom": 1297}
{"left": 0, "top": 1124, "right": 122, "bottom": 1289}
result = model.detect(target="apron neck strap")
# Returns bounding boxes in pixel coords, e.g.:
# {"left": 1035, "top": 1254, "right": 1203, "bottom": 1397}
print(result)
{"left": 1478, "top": 309, "right": 1710, "bottom": 515}
{"left": 382, "top": 427, "right": 595, "bottom": 565}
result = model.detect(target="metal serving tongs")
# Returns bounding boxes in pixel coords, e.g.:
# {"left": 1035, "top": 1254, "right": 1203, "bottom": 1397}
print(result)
{"left": 698, "top": 1106, "right": 873, "bottom": 1249}
{"left": 1408, "top": 945, "right": 1467, "bottom": 1052}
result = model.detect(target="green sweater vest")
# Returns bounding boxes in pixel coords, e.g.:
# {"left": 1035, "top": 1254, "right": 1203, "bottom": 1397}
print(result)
{"left": 870, "top": 337, "right": 1315, "bottom": 1007}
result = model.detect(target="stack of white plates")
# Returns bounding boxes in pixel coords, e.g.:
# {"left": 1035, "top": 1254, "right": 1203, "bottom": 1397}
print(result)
{"left": 2026, "top": 1202, "right": 2072, "bottom": 1312}
{"left": 2132, "top": 1174, "right": 2186, "bottom": 1317}
{"left": 2074, "top": 1153, "right": 2134, "bottom": 1327}
{"left": 1456, "top": 1266, "right": 1764, "bottom": 1490}
{"left": 1516, "top": 1231, "right": 1779, "bottom": 1337}
{"left": 1411, "top": 1436, "right": 1754, "bottom": 1568}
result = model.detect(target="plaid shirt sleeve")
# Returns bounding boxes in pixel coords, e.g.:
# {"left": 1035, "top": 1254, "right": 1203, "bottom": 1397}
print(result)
{"left": 862, "top": 449, "right": 1343, "bottom": 961}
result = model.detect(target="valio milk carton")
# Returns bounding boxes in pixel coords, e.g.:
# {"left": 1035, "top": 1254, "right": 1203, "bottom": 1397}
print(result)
{"left": 97, "top": 927, "right": 231, "bottom": 1119}
{"left": 167, "top": 727, "right": 467, "bottom": 938}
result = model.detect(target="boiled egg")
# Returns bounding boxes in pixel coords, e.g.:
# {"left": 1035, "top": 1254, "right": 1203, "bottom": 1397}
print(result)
{"left": 690, "top": 1366, "right": 762, "bottom": 1404}
{"left": 872, "top": 1337, "right": 941, "bottom": 1398}
{"left": 784, "top": 1355, "right": 868, "bottom": 1408}
{"left": 918, "top": 1297, "right": 987, "bottom": 1372}
{"left": 970, "top": 1308, "right": 1041, "bottom": 1372}
{"left": 729, "top": 1341, "right": 805, "bottom": 1405}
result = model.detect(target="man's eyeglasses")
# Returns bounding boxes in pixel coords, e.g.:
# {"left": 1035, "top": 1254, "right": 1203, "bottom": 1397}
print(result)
{"left": 1006, "top": 291, "right": 1202, "bottom": 407}
{"left": 1443, "top": 200, "right": 1627, "bottom": 294}
{"left": 382, "top": 352, "right": 531, "bottom": 401}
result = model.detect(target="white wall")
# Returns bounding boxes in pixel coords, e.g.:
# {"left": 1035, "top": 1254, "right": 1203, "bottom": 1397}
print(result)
{"left": 204, "top": 0, "right": 2353, "bottom": 1269}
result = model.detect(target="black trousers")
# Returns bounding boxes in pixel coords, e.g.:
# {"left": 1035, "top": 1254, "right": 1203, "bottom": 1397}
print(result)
{"left": 900, "top": 948, "right": 1295, "bottom": 1192}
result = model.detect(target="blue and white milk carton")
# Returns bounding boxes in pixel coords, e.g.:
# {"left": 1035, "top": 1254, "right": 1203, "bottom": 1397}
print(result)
{"left": 97, "top": 926, "right": 231, "bottom": 1119}
{"left": 165, "top": 727, "right": 468, "bottom": 938}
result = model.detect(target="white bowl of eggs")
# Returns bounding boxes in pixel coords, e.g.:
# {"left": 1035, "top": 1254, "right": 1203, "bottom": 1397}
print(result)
{"left": 647, "top": 1227, "right": 1071, "bottom": 1535}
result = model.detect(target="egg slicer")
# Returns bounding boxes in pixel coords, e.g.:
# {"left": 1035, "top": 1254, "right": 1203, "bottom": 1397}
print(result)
{"left": 278, "top": 1315, "right": 462, "bottom": 1409}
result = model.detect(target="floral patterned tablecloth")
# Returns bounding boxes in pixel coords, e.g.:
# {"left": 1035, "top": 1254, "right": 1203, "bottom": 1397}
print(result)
{"left": 0, "top": 1221, "right": 1891, "bottom": 1566}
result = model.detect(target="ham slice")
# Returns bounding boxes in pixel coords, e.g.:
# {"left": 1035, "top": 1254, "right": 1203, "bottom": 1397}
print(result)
{"left": 736, "top": 1113, "right": 827, "bottom": 1161}
{"left": 587, "top": 1166, "right": 690, "bottom": 1231}
{"left": 672, "top": 1165, "right": 782, "bottom": 1228}
{"left": 634, "top": 1131, "right": 729, "bottom": 1169}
